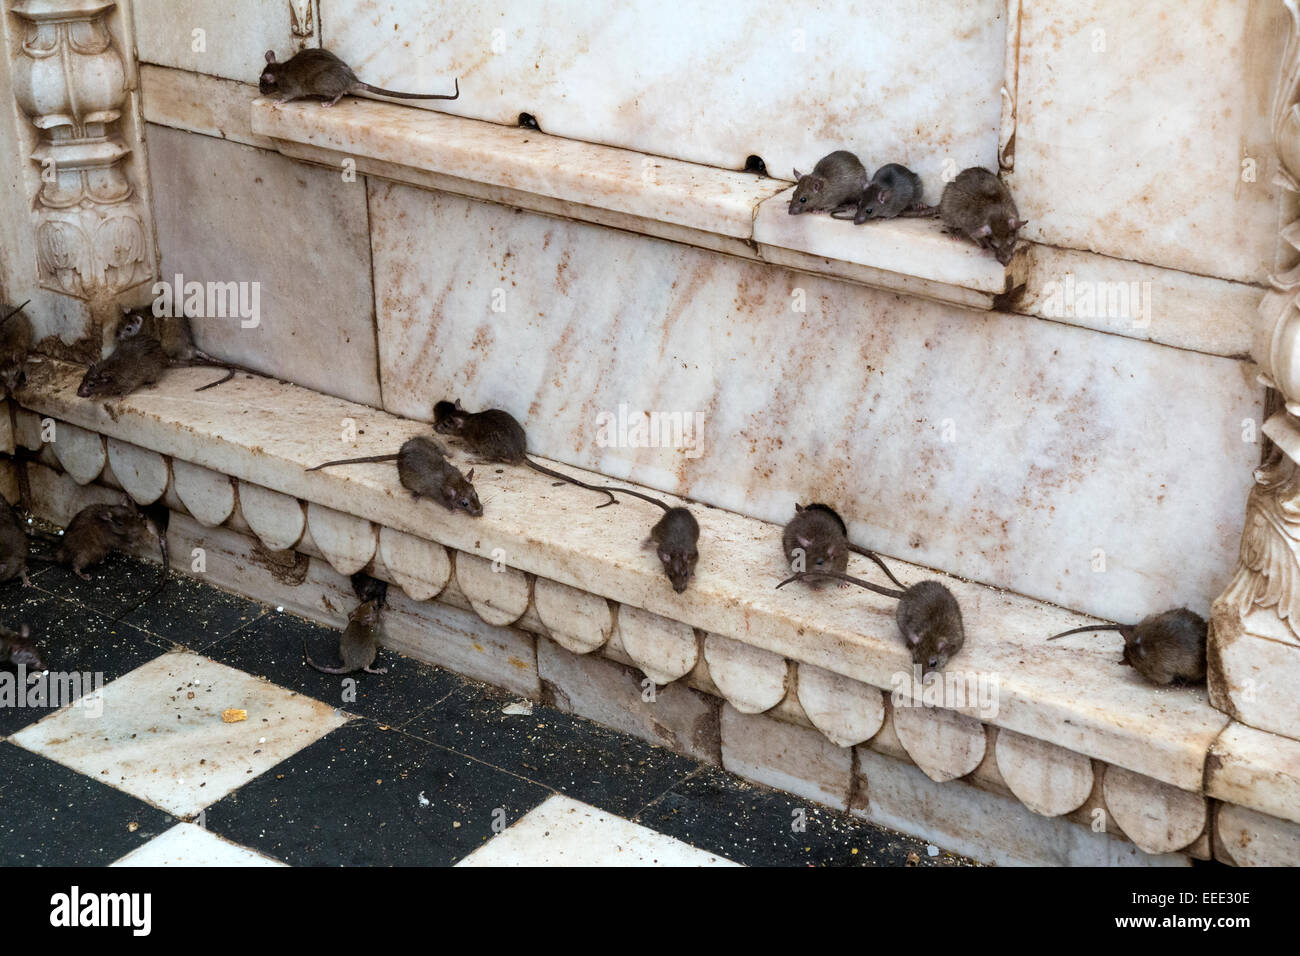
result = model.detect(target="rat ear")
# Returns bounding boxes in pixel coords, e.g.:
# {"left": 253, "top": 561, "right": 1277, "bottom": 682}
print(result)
{"left": 1009, "top": 217, "right": 1027, "bottom": 230}
{"left": 792, "top": 168, "right": 803, "bottom": 179}
{"left": 796, "top": 534, "right": 813, "bottom": 548}
{"left": 265, "top": 50, "right": 277, "bottom": 63}
{"left": 811, "top": 179, "right": 823, "bottom": 193}
{"left": 465, "top": 468, "right": 474, "bottom": 481}
{"left": 794, "top": 502, "right": 805, "bottom": 513}
{"left": 454, "top": 398, "right": 464, "bottom": 410}
{"left": 974, "top": 223, "right": 992, "bottom": 238}
{"left": 878, "top": 189, "right": 891, "bottom": 203}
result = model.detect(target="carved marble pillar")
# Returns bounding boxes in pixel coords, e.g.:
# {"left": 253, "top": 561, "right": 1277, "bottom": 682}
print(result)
{"left": 0, "top": 0, "right": 155, "bottom": 352}
{"left": 10, "top": 0, "right": 152, "bottom": 298}
{"left": 1209, "top": 0, "right": 1300, "bottom": 739}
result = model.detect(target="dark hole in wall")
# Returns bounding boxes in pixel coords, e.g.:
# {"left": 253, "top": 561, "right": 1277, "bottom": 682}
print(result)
{"left": 518, "top": 113, "right": 540, "bottom": 131}
{"left": 744, "top": 155, "right": 768, "bottom": 177}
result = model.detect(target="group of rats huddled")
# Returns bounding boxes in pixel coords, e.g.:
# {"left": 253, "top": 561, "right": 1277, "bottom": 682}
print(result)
{"left": 0, "top": 48, "right": 1207, "bottom": 688}
{"left": 788, "top": 150, "right": 1027, "bottom": 265}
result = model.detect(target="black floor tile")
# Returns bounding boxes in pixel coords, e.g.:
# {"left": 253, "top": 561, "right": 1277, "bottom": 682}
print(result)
{"left": 636, "top": 764, "right": 967, "bottom": 867}
{"left": 116, "top": 568, "right": 265, "bottom": 650}
{"left": 206, "top": 611, "right": 463, "bottom": 727}
{"left": 405, "top": 682, "right": 700, "bottom": 818}
{"left": 0, "top": 587, "right": 166, "bottom": 736}
{"left": 203, "top": 721, "right": 551, "bottom": 866}
{"left": 28, "top": 552, "right": 167, "bottom": 621}
{"left": 0, "top": 741, "right": 176, "bottom": 865}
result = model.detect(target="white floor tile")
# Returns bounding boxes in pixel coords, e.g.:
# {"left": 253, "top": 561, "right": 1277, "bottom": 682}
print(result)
{"left": 111, "top": 823, "right": 286, "bottom": 867}
{"left": 9, "top": 649, "right": 348, "bottom": 817}
{"left": 456, "top": 794, "right": 740, "bottom": 867}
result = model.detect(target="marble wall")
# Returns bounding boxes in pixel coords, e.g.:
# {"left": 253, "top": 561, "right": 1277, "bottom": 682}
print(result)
{"left": 147, "top": 124, "right": 381, "bottom": 407}
{"left": 1008, "top": 0, "right": 1286, "bottom": 285}
{"left": 121, "top": 1, "right": 1279, "bottom": 625}
{"left": 368, "top": 181, "right": 1261, "bottom": 624}
{"left": 317, "top": 0, "right": 1006, "bottom": 202}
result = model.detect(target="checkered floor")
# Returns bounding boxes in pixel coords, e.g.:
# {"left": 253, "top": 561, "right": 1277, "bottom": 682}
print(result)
{"left": 0, "top": 552, "right": 967, "bottom": 867}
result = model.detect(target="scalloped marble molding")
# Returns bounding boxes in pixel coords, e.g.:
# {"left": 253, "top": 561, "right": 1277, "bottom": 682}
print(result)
{"left": 13, "top": 361, "right": 1240, "bottom": 796}
{"left": 14, "top": 435, "right": 1295, "bottom": 865}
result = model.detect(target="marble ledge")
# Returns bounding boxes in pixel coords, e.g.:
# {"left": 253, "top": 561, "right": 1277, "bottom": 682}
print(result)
{"left": 140, "top": 68, "right": 1263, "bottom": 350}
{"left": 242, "top": 90, "right": 1015, "bottom": 308}
{"left": 14, "top": 358, "right": 1231, "bottom": 792}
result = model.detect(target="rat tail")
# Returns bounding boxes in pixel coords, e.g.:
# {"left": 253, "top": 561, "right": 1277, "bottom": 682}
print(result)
{"left": 522, "top": 457, "right": 619, "bottom": 508}
{"left": 593, "top": 483, "right": 671, "bottom": 512}
{"left": 302, "top": 638, "right": 344, "bottom": 674}
{"left": 846, "top": 544, "right": 906, "bottom": 589}
{"left": 776, "top": 569, "right": 905, "bottom": 600}
{"left": 1046, "top": 624, "right": 1127, "bottom": 641}
{"left": 194, "top": 368, "right": 235, "bottom": 391}
{"left": 0, "top": 299, "right": 31, "bottom": 326}
{"left": 306, "top": 453, "right": 401, "bottom": 473}
{"left": 358, "top": 77, "right": 459, "bottom": 100}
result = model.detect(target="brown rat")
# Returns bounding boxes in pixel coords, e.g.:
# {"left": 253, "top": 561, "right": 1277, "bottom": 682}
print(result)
{"left": 1, "top": 300, "right": 33, "bottom": 396}
{"left": 643, "top": 503, "right": 700, "bottom": 594}
{"left": 76, "top": 332, "right": 167, "bottom": 398}
{"left": 1, "top": 500, "right": 30, "bottom": 586}
{"left": 351, "top": 571, "right": 388, "bottom": 607}
{"left": 782, "top": 503, "right": 905, "bottom": 589}
{"left": 777, "top": 569, "right": 965, "bottom": 675}
{"left": 1047, "top": 608, "right": 1206, "bottom": 686}
{"left": 939, "top": 167, "right": 1026, "bottom": 265}
{"left": 306, "top": 435, "right": 483, "bottom": 517}
{"left": 830, "top": 164, "right": 935, "bottom": 224}
{"left": 788, "top": 150, "right": 869, "bottom": 215}
{"left": 115, "top": 307, "right": 261, "bottom": 392}
{"left": 56, "top": 502, "right": 165, "bottom": 586}
{"left": 433, "top": 399, "right": 618, "bottom": 508}
{"left": 260, "top": 49, "right": 459, "bottom": 107}
{"left": 0, "top": 623, "right": 45, "bottom": 672}
{"left": 304, "top": 598, "right": 386, "bottom": 675}
{"left": 583, "top": 481, "right": 699, "bottom": 594}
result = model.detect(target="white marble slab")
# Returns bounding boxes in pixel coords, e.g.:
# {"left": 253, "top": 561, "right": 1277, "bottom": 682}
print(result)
{"left": 112, "top": 823, "right": 287, "bottom": 867}
{"left": 456, "top": 794, "right": 739, "bottom": 867}
{"left": 9, "top": 649, "right": 347, "bottom": 817}
{"left": 367, "top": 182, "right": 1262, "bottom": 626}
{"left": 146, "top": 124, "right": 381, "bottom": 407}
{"left": 1008, "top": 0, "right": 1286, "bottom": 284}
{"left": 249, "top": 96, "right": 788, "bottom": 241}
{"left": 1207, "top": 721, "right": 1300, "bottom": 826}
{"left": 315, "top": 0, "right": 1004, "bottom": 193}
{"left": 133, "top": 0, "right": 302, "bottom": 83}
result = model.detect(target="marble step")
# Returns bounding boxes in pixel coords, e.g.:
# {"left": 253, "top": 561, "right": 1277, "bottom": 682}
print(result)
{"left": 244, "top": 87, "right": 1017, "bottom": 308}
{"left": 13, "top": 357, "right": 1228, "bottom": 795}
